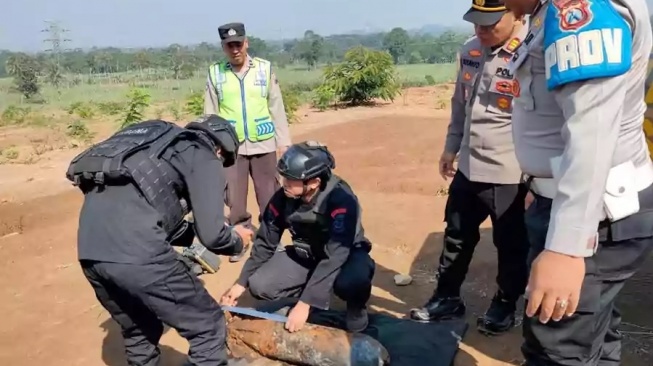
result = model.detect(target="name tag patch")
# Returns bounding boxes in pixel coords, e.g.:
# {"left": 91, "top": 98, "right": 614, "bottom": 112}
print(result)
{"left": 462, "top": 58, "right": 481, "bottom": 68}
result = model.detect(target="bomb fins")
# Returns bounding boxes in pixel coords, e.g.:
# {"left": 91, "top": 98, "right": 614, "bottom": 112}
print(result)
{"left": 227, "top": 316, "right": 390, "bottom": 366}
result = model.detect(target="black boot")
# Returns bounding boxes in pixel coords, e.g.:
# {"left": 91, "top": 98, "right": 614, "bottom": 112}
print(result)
{"left": 476, "top": 291, "right": 517, "bottom": 336}
{"left": 346, "top": 303, "right": 369, "bottom": 333}
{"left": 409, "top": 295, "right": 466, "bottom": 322}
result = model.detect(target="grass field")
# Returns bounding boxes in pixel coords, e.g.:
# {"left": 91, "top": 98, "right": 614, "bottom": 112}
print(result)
{"left": 0, "top": 63, "right": 457, "bottom": 111}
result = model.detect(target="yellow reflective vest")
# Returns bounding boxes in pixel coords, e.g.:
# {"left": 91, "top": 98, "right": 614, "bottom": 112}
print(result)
{"left": 208, "top": 57, "right": 275, "bottom": 143}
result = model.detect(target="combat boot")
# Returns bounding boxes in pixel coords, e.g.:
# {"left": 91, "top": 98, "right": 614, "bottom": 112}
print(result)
{"left": 476, "top": 290, "right": 517, "bottom": 336}
{"left": 409, "top": 295, "right": 466, "bottom": 322}
{"left": 346, "top": 303, "right": 369, "bottom": 333}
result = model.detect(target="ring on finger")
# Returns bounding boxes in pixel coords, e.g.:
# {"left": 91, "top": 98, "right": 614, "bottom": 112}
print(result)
{"left": 556, "top": 299, "right": 568, "bottom": 309}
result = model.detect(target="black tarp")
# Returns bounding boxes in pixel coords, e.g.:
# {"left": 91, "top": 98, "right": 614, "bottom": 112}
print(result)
{"left": 249, "top": 300, "right": 468, "bottom": 366}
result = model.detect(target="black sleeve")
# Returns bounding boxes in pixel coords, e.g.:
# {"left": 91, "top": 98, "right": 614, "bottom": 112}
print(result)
{"left": 236, "top": 189, "right": 288, "bottom": 286}
{"left": 171, "top": 141, "right": 241, "bottom": 255}
{"left": 299, "top": 187, "right": 358, "bottom": 309}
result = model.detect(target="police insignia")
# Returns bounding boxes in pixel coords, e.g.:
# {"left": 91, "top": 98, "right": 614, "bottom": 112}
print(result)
{"left": 506, "top": 38, "right": 521, "bottom": 52}
{"left": 497, "top": 97, "right": 511, "bottom": 109}
{"left": 227, "top": 29, "right": 237, "bottom": 36}
{"left": 543, "top": 0, "right": 632, "bottom": 90}
{"left": 474, "top": 0, "right": 485, "bottom": 6}
{"left": 468, "top": 49, "right": 482, "bottom": 57}
{"left": 552, "top": 0, "right": 592, "bottom": 31}
{"left": 534, "top": 17, "right": 542, "bottom": 28}
{"left": 330, "top": 208, "right": 347, "bottom": 233}
{"left": 495, "top": 81, "right": 513, "bottom": 94}
{"left": 512, "top": 80, "right": 521, "bottom": 97}
{"left": 463, "top": 72, "right": 472, "bottom": 81}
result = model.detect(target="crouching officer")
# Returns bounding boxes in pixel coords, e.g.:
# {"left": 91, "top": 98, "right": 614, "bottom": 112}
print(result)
{"left": 409, "top": 0, "right": 529, "bottom": 336}
{"left": 219, "top": 141, "right": 376, "bottom": 333}
{"left": 67, "top": 115, "right": 254, "bottom": 366}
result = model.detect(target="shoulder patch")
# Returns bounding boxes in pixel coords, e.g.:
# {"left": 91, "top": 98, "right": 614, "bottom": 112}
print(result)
{"left": 506, "top": 37, "right": 521, "bottom": 52}
{"left": 468, "top": 49, "right": 482, "bottom": 57}
{"left": 543, "top": 0, "right": 632, "bottom": 90}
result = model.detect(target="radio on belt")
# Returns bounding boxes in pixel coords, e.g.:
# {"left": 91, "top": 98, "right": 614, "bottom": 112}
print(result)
{"left": 182, "top": 242, "right": 222, "bottom": 274}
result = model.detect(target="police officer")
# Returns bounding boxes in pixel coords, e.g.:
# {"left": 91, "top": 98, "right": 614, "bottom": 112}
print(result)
{"left": 409, "top": 0, "right": 530, "bottom": 336}
{"left": 68, "top": 115, "right": 254, "bottom": 366}
{"left": 205, "top": 22, "right": 292, "bottom": 263}
{"left": 503, "top": 0, "right": 653, "bottom": 364}
{"left": 219, "top": 141, "right": 375, "bottom": 333}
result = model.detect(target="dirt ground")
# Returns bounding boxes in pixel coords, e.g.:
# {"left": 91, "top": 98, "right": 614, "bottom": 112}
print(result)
{"left": 1, "top": 86, "right": 652, "bottom": 366}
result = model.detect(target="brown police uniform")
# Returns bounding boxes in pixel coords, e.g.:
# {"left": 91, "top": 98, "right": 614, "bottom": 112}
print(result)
{"left": 410, "top": 0, "right": 530, "bottom": 336}
{"left": 204, "top": 22, "right": 292, "bottom": 234}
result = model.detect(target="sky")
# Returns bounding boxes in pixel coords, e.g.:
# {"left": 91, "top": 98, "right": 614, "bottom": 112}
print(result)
{"left": 3, "top": 0, "right": 653, "bottom": 52}
{"left": 1, "top": 0, "right": 474, "bottom": 52}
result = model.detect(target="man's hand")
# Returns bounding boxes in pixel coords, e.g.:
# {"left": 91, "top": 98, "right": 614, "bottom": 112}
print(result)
{"left": 525, "top": 249, "right": 585, "bottom": 323}
{"left": 439, "top": 151, "right": 457, "bottom": 180}
{"left": 220, "top": 284, "right": 247, "bottom": 306}
{"left": 525, "top": 191, "right": 535, "bottom": 210}
{"left": 285, "top": 301, "right": 310, "bottom": 332}
{"left": 233, "top": 224, "right": 254, "bottom": 244}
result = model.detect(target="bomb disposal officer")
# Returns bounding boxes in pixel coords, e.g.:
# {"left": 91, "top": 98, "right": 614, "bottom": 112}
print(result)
{"left": 220, "top": 142, "right": 375, "bottom": 333}
{"left": 503, "top": 0, "right": 653, "bottom": 364}
{"left": 67, "top": 115, "right": 254, "bottom": 366}
{"left": 205, "top": 22, "right": 292, "bottom": 264}
{"left": 410, "top": 0, "right": 529, "bottom": 336}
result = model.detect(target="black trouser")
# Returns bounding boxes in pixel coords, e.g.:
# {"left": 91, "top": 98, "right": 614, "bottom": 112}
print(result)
{"left": 436, "top": 171, "right": 529, "bottom": 301}
{"left": 81, "top": 259, "right": 228, "bottom": 366}
{"left": 247, "top": 246, "right": 375, "bottom": 307}
{"left": 521, "top": 184, "right": 653, "bottom": 365}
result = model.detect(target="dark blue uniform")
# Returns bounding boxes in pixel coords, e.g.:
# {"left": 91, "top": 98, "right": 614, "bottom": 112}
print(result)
{"left": 71, "top": 119, "right": 242, "bottom": 366}
{"left": 236, "top": 175, "right": 375, "bottom": 313}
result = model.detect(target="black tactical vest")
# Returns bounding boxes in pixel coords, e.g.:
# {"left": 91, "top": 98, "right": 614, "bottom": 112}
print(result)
{"left": 66, "top": 120, "right": 196, "bottom": 234}
{"left": 286, "top": 175, "right": 366, "bottom": 260}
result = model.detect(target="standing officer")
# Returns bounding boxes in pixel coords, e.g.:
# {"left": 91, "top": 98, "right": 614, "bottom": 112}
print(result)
{"left": 204, "top": 22, "right": 292, "bottom": 263}
{"left": 409, "top": 0, "right": 530, "bottom": 336}
{"left": 219, "top": 141, "right": 376, "bottom": 333}
{"left": 67, "top": 115, "right": 254, "bottom": 366}
{"left": 504, "top": 0, "right": 653, "bottom": 364}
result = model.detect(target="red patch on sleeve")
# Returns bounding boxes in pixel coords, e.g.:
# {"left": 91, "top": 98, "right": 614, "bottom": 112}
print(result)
{"left": 330, "top": 208, "right": 347, "bottom": 218}
{"left": 268, "top": 203, "right": 279, "bottom": 217}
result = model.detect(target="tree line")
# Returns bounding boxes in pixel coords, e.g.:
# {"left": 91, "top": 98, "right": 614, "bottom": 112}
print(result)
{"left": 1, "top": 27, "right": 471, "bottom": 80}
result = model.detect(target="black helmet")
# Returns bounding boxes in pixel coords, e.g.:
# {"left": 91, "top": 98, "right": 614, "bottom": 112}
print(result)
{"left": 185, "top": 114, "right": 239, "bottom": 167}
{"left": 277, "top": 141, "right": 335, "bottom": 180}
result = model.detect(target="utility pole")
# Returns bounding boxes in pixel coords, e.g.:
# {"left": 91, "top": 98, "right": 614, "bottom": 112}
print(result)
{"left": 41, "top": 20, "right": 71, "bottom": 68}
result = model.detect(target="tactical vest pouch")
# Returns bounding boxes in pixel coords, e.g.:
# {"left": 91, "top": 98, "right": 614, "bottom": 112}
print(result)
{"left": 66, "top": 120, "right": 189, "bottom": 233}
{"left": 292, "top": 241, "right": 314, "bottom": 260}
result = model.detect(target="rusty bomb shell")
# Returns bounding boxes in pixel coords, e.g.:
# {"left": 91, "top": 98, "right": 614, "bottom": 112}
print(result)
{"left": 227, "top": 316, "right": 390, "bottom": 366}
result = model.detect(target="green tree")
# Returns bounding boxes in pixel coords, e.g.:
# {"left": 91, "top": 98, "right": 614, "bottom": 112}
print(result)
{"left": 320, "top": 46, "right": 400, "bottom": 106}
{"left": 133, "top": 51, "right": 151, "bottom": 70}
{"left": 247, "top": 36, "right": 269, "bottom": 58}
{"left": 296, "top": 30, "right": 323, "bottom": 69}
{"left": 5, "top": 53, "right": 41, "bottom": 100}
{"left": 383, "top": 27, "right": 410, "bottom": 64}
